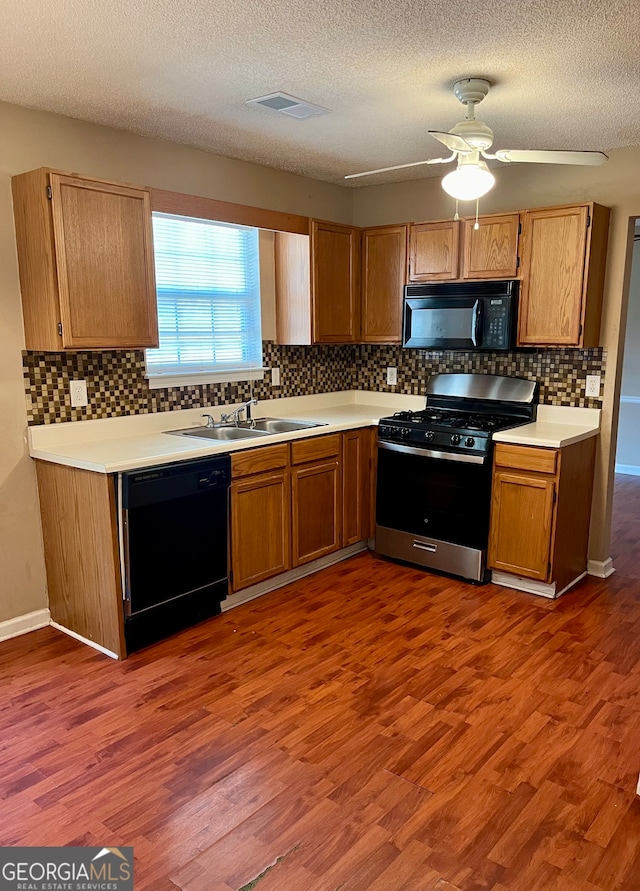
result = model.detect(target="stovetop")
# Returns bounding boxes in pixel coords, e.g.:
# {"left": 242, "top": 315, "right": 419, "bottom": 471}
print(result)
{"left": 378, "top": 408, "right": 530, "bottom": 457}
{"left": 388, "top": 409, "right": 516, "bottom": 432}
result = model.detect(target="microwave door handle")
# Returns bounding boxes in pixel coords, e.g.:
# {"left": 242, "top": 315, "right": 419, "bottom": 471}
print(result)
{"left": 472, "top": 300, "right": 483, "bottom": 347}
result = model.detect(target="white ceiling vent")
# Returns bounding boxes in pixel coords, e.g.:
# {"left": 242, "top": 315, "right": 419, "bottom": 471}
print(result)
{"left": 246, "top": 92, "right": 328, "bottom": 119}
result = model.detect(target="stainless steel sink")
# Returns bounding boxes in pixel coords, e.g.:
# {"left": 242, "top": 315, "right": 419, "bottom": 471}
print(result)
{"left": 166, "top": 425, "right": 270, "bottom": 441}
{"left": 243, "top": 418, "right": 327, "bottom": 434}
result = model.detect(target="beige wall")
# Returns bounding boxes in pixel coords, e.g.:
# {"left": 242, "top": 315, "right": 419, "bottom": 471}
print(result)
{"left": 616, "top": 238, "right": 640, "bottom": 469}
{"left": 353, "top": 148, "right": 640, "bottom": 566}
{"left": 0, "top": 100, "right": 351, "bottom": 626}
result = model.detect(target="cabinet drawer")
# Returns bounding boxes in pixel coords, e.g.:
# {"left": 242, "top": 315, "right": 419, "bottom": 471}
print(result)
{"left": 231, "top": 443, "right": 289, "bottom": 478}
{"left": 291, "top": 433, "right": 341, "bottom": 465}
{"left": 494, "top": 444, "right": 558, "bottom": 475}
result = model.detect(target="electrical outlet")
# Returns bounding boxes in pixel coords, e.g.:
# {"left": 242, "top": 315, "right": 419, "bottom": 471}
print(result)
{"left": 386, "top": 367, "right": 398, "bottom": 386}
{"left": 585, "top": 374, "right": 601, "bottom": 398}
{"left": 70, "top": 380, "right": 88, "bottom": 407}
{"left": 271, "top": 367, "right": 281, "bottom": 387}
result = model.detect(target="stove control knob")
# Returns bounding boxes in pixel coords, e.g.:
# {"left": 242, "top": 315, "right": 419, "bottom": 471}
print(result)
{"left": 465, "top": 437, "right": 476, "bottom": 448}
{"left": 450, "top": 434, "right": 461, "bottom": 446}
{"left": 424, "top": 431, "right": 435, "bottom": 442}
{"left": 402, "top": 427, "right": 412, "bottom": 438}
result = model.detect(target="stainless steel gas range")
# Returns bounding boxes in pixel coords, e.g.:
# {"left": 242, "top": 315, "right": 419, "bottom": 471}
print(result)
{"left": 375, "top": 373, "right": 538, "bottom": 582}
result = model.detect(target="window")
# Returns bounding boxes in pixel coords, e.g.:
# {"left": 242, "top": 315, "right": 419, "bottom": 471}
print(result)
{"left": 146, "top": 213, "right": 263, "bottom": 386}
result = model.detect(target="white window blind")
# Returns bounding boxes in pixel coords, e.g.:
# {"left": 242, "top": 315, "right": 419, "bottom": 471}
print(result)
{"left": 146, "top": 213, "right": 262, "bottom": 381}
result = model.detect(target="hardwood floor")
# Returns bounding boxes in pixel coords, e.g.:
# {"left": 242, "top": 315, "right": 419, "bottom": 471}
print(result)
{"left": 611, "top": 473, "right": 640, "bottom": 578}
{"left": 3, "top": 547, "right": 640, "bottom": 890}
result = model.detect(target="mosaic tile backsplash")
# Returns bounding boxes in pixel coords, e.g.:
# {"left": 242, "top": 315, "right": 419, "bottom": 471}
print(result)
{"left": 24, "top": 342, "right": 606, "bottom": 425}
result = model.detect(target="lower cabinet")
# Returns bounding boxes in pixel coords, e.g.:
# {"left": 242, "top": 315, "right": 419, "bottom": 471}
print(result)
{"left": 342, "top": 427, "right": 374, "bottom": 546}
{"left": 291, "top": 434, "right": 342, "bottom": 566}
{"left": 229, "top": 428, "right": 374, "bottom": 591}
{"left": 230, "top": 444, "right": 291, "bottom": 592}
{"left": 488, "top": 439, "right": 597, "bottom": 593}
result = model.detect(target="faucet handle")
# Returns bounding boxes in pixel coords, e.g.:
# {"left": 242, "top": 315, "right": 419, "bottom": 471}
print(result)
{"left": 201, "top": 413, "right": 216, "bottom": 428}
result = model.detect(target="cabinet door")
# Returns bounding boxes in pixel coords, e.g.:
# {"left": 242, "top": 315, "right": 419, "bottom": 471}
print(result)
{"left": 342, "top": 428, "right": 373, "bottom": 546}
{"left": 311, "top": 220, "right": 360, "bottom": 343}
{"left": 291, "top": 460, "right": 341, "bottom": 566}
{"left": 408, "top": 221, "right": 460, "bottom": 281}
{"left": 230, "top": 471, "right": 291, "bottom": 591}
{"left": 517, "top": 205, "right": 589, "bottom": 347}
{"left": 488, "top": 470, "right": 556, "bottom": 580}
{"left": 461, "top": 213, "right": 520, "bottom": 279}
{"left": 361, "top": 225, "right": 407, "bottom": 343}
{"left": 50, "top": 173, "right": 158, "bottom": 349}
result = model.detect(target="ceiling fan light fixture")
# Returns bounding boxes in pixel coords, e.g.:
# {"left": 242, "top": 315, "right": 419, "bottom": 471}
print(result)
{"left": 441, "top": 159, "right": 495, "bottom": 200}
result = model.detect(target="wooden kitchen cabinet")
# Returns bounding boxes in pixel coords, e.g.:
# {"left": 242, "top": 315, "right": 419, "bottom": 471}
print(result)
{"left": 311, "top": 220, "right": 361, "bottom": 343}
{"left": 35, "top": 460, "right": 126, "bottom": 659}
{"left": 408, "top": 220, "right": 460, "bottom": 281}
{"left": 409, "top": 213, "right": 520, "bottom": 283}
{"left": 342, "top": 428, "right": 374, "bottom": 546}
{"left": 275, "top": 221, "right": 361, "bottom": 344}
{"left": 291, "top": 434, "right": 342, "bottom": 566}
{"left": 517, "top": 203, "right": 610, "bottom": 347}
{"left": 361, "top": 225, "right": 407, "bottom": 342}
{"left": 461, "top": 213, "right": 520, "bottom": 279}
{"left": 488, "top": 439, "right": 597, "bottom": 595}
{"left": 230, "top": 444, "right": 291, "bottom": 591}
{"left": 12, "top": 168, "right": 159, "bottom": 351}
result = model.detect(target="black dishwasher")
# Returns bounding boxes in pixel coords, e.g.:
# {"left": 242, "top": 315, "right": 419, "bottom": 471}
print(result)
{"left": 118, "top": 455, "right": 230, "bottom": 652}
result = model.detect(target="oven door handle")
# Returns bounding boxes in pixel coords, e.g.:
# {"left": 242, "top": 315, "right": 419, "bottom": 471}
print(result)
{"left": 378, "top": 440, "right": 487, "bottom": 465}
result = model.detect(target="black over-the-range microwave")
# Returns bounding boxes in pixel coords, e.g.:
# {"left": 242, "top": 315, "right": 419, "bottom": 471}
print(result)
{"left": 402, "top": 280, "right": 519, "bottom": 351}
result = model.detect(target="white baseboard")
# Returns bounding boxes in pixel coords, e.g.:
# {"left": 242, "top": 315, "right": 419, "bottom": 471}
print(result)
{"left": 587, "top": 557, "right": 615, "bottom": 578}
{"left": 615, "top": 464, "right": 640, "bottom": 476}
{"left": 223, "top": 542, "right": 368, "bottom": 611}
{"left": 491, "top": 570, "right": 587, "bottom": 599}
{"left": 49, "top": 621, "right": 119, "bottom": 659}
{"left": 0, "top": 608, "right": 51, "bottom": 643}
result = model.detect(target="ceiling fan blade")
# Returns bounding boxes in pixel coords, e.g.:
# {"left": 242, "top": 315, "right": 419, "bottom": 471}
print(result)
{"left": 344, "top": 155, "right": 454, "bottom": 179}
{"left": 495, "top": 149, "right": 608, "bottom": 166}
{"left": 428, "top": 131, "right": 473, "bottom": 153}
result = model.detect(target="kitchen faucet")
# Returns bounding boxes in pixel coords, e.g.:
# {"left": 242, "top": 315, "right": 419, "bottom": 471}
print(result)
{"left": 220, "top": 398, "right": 259, "bottom": 426}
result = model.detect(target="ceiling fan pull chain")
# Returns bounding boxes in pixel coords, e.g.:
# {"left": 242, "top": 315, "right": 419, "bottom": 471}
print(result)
{"left": 474, "top": 199, "right": 480, "bottom": 230}
{"left": 454, "top": 199, "right": 460, "bottom": 221}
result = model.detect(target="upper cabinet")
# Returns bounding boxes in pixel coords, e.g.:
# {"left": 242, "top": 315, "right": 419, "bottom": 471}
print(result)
{"left": 12, "top": 168, "right": 158, "bottom": 351}
{"left": 275, "top": 221, "right": 361, "bottom": 344}
{"left": 461, "top": 213, "right": 520, "bottom": 280}
{"left": 361, "top": 225, "right": 408, "bottom": 343}
{"left": 408, "top": 220, "right": 459, "bottom": 281}
{"left": 311, "top": 220, "right": 361, "bottom": 343}
{"left": 517, "top": 203, "right": 610, "bottom": 348}
{"left": 408, "top": 213, "right": 521, "bottom": 283}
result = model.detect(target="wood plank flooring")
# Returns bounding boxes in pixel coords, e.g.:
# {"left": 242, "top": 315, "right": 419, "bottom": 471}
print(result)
{"left": 2, "top": 486, "right": 640, "bottom": 890}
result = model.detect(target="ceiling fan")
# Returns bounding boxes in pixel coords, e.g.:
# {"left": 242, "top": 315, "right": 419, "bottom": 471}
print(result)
{"left": 345, "top": 78, "right": 608, "bottom": 200}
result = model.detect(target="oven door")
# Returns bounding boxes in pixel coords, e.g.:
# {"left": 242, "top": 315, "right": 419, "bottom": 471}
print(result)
{"left": 375, "top": 441, "right": 492, "bottom": 580}
{"left": 403, "top": 297, "right": 483, "bottom": 350}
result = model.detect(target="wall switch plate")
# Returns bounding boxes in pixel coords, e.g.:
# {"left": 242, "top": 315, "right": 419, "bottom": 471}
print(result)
{"left": 70, "top": 380, "right": 88, "bottom": 407}
{"left": 271, "top": 367, "right": 281, "bottom": 387}
{"left": 386, "top": 367, "right": 398, "bottom": 386}
{"left": 586, "top": 374, "right": 601, "bottom": 397}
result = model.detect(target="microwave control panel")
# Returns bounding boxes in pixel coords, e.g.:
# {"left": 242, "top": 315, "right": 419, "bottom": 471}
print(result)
{"left": 483, "top": 297, "right": 512, "bottom": 349}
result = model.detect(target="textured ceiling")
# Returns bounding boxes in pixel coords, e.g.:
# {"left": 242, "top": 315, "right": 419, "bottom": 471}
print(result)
{"left": 2, "top": 0, "right": 640, "bottom": 186}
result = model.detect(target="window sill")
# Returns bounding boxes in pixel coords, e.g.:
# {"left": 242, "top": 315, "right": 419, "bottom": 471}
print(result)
{"left": 146, "top": 368, "right": 266, "bottom": 390}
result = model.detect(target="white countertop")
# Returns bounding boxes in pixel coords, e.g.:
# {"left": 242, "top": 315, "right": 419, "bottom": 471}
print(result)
{"left": 493, "top": 405, "right": 600, "bottom": 448}
{"left": 28, "top": 392, "right": 601, "bottom": 473}
{"left": 28, "top": 391, "right": 423, "bottom": 474}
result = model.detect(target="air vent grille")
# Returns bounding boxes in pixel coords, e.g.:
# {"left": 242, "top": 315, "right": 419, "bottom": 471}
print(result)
{"left": 246, "top": 92, "right": 328, "bottom": 119}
